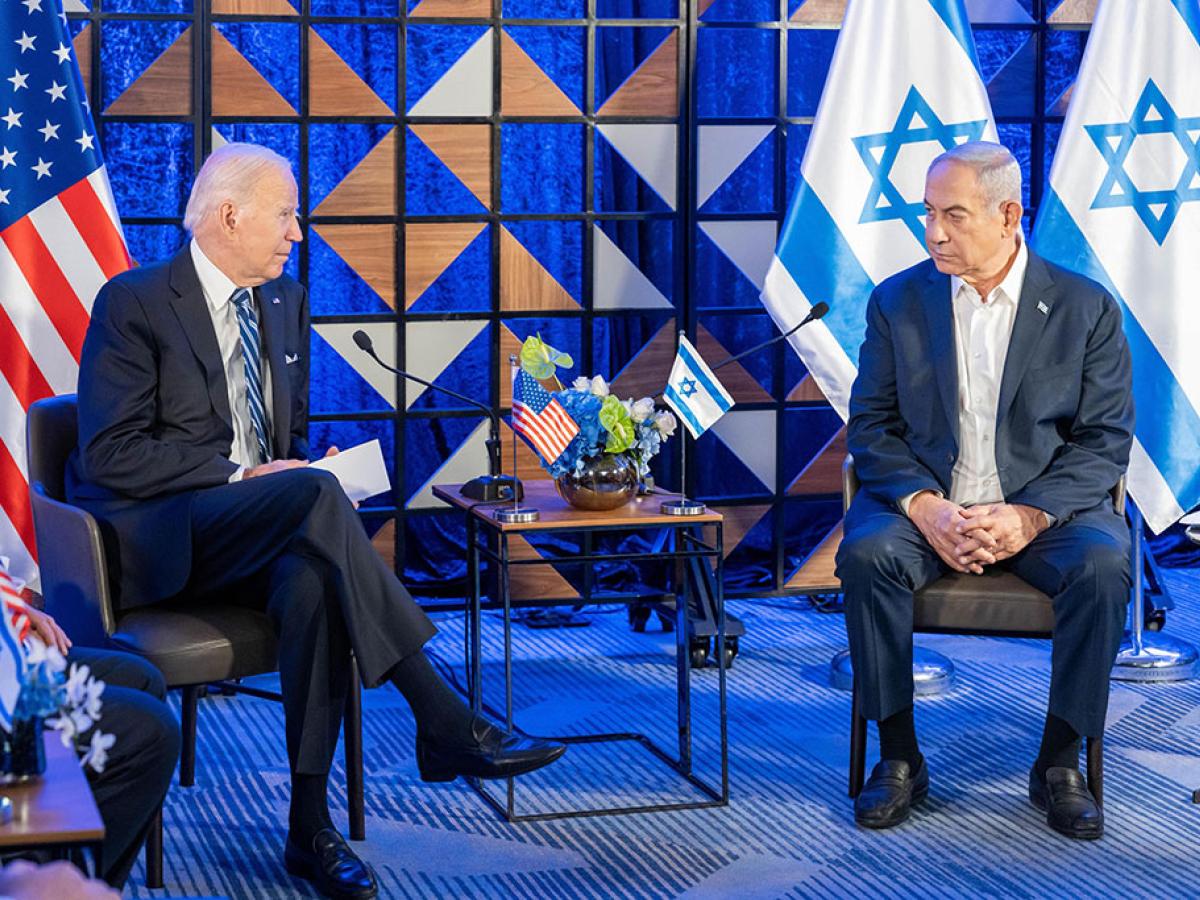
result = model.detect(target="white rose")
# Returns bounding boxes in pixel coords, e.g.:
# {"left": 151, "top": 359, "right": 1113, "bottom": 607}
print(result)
{"left": 571, "top": 376, "right": 592, "bottom": 392}
{"left": 653, "top": 410, "right": 678, "bottom": 437}
{"left": 631, "top": 397, "right": 655, "bottom": 422}
{"left": 590, "top": 375, "right": 610, "bottom": 397}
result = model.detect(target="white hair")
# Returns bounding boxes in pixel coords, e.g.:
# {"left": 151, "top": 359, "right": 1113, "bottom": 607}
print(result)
{"left": 183, "top": 142, "right": 293, "bottom": 233}
{"left": 929, "top": 141, "right": 1022, "bottom": 210}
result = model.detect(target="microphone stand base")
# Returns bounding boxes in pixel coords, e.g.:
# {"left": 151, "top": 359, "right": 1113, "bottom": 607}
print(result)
{"left": 460, "top": 474, "right": 523, "bottom": 502}
{"left": 493, "top": 506, "right": 540, "bottom": 524}
{"left": 661, "top": 499, "right": 706, "bottom": 516}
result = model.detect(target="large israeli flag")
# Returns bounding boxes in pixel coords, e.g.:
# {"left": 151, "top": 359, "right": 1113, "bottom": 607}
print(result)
{"left": 761, "top": 0, "right": 996, "bottom": 419}
{"left": 1032, "top": 0, "right": 1200, "bottom": 534}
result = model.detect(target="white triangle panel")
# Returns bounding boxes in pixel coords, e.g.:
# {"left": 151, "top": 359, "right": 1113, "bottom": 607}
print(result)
{"left": 709, "top": 410, "right": 776, "bottom": 492}
{"left": 63, "top": 0, "right": 90, "bottom": 9}
{"left": 407, "top": 420, "right": 490, "bottom": 509}
{"left": 699, "top": 220, "right": 777, "bottom": 289}
{"left": 696, "top": 125, "right": 773, "bottom": 208}
{"left": 403, "top": 320, "right": 488, "bottom": 409}
{"left": 965, "top": 0, "right": 1034, "bottom": 23}
{"left": 409, "top": 31, "right": 493, "bottom": 117}
{"left": 314, "top": 322, "right": 398, "bottom": 408}
{"left": 595, "top": 123, "right": 677, "bottom": 210}
{"left": 592, "top": 225, "right": 672, "bottom": 311}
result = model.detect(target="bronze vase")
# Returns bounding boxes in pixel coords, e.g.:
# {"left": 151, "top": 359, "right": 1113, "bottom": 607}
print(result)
{"left": 555, "top": 453, "right": 639, "bottom": 511}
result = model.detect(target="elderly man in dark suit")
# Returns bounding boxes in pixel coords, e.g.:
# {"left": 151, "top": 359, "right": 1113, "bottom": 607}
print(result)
{"left": 66, "top": 143, "right": 563, "bottom": 899}
{"left": 835, "top": 141, "right": 1133, "bottom": 839}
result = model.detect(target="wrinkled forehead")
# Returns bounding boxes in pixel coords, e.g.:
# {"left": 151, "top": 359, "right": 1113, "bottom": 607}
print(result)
{"left": 924, "top": 159, "right": 984, "bottom": 208}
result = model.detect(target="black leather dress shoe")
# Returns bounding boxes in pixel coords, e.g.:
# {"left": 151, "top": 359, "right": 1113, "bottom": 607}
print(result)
{"left": 1029, "top": 766, "right": 1104, "bottom": 840}
{"left": 417, "top": 714, "right": 567, "bottom": 782}
{"left": 854, "top": 757, "right": 928, "bottom": 829}
{"left": 284, "top": 827, "right": 378, "bottom": 899}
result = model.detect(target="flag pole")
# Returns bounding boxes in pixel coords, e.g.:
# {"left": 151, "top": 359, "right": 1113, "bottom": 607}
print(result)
{"left": 662, "top": 330, "right": 705, "bottom": 517}
{"left": 494, "top": 356, "right": 539, "bottom": 524}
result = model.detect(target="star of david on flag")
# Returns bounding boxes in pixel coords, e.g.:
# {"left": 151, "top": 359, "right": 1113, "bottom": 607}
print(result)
{"left": 760, "top": 0, "right": 996, "bottom": 420}
{"left": 662, "top": 336, "right": 733, "bottom": 440}
{"left": 1033, "top": 0, "right": 1200, "bottom": 533}
{"left": 512, "top": 369, "right": 579, "bottom": 465}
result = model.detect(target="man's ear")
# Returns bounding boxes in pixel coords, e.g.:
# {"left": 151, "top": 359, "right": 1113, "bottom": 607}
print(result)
{"left": 217, "top": 199, "right": 238, "bottom": 236}
{"left": 1002, "top": 199, "right": 1024, "bottom": 235}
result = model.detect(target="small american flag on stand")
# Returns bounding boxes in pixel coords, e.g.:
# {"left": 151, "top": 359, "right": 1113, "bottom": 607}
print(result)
{"left": 0, "top": 1, "right": 130, "bottom": 586}
{"left": 512, "top": 369, "right": 578, "bottom": 465}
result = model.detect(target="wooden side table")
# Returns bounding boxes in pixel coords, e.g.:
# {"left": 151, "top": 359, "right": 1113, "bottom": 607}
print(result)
{"left": 0, "top": 733, "right": 104, "bottom": 860}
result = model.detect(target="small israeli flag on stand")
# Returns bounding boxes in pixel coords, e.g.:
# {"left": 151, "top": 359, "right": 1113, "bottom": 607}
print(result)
{"left": 1032, "top": 0, "right": 1200, "bottom": 535}
{"left": 761, "top": 0, "right": 995, "bottom": 418}
{"left": 0, "top": 557, "right": 30, "bottom": 733}
{"left": 663, "top": 335, "right": 733, "bottom": 439}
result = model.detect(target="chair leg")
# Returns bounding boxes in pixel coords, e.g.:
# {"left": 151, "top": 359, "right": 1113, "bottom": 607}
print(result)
{"left": 1086, "top": 736, "right": 1104, "bottom": 807}
{"left": 346, "top": 657, "right": 365, "bottom": 842}
{"left": 180, "top": 685, "right": 200, "bottom": 788}
{"left": 145, "top": 805, "right": 164, "bottom": 889}
{"left": 849, "top": 681, "right": 867, "bottom": 798}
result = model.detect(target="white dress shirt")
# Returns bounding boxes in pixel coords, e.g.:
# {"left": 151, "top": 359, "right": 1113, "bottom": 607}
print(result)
{"left": 189, "top": 240, "right": 274, "bottom": 475}
{"left": 899, "top": 240, "right": 1028, "bottom": 515}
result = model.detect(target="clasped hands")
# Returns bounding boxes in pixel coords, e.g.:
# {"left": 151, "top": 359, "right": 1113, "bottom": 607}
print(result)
{"left": 907, "top": 491, "right": 1048, "bottom": 575}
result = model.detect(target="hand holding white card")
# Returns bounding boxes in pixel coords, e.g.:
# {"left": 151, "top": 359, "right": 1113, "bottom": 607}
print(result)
{"left": 309, "top": 439, "right": 390, "bottom": 503}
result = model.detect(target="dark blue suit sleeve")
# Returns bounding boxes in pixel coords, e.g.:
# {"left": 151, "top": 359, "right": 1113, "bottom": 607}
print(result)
{"left": 846, "top": 287, "right": 944, "bottom": 505}
{"left": 77, "top": 280, "right": 239, "bottom": 498}
{"left": 287, "top": 285, "right": 311, "bottom": 461}
{"left": 1006, "top": 293, "right": 1133, "bottom": 521}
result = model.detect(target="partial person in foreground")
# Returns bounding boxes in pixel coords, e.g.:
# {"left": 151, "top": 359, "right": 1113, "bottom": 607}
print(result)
{"left": 835, "top": 141, "right": 1133, "bottom": 839}
{"left": 67, "top": 143, "right": 565, "bottom": 899}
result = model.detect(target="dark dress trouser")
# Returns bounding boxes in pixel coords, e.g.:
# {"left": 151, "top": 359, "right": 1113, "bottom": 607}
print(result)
{"left": 69, "top": 646, "right": 180, "bottom": 889}
{"left": 835, "top": 490, "right": 1130, "bottom": 738}
{"left": 184, "top": 466, "right": 437, "bottom": 776}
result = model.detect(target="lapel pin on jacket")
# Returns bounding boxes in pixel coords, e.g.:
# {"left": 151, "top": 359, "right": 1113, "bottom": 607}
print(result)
{"left": 1037, "top": 301, "right": 1049, "bottom": 315}
{"left": 272, "top": 296, "right": 281, "bottom": 305}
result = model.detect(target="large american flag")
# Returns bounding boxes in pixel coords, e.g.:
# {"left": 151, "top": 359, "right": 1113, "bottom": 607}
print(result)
{"left": 512, "top": 369, "right": 578, "bottom": 464}
{"left": 0, "top": 1, "right": 129, "bottom": 585}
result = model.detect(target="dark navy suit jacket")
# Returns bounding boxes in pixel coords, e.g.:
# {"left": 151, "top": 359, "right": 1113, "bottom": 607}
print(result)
{"left": 67, "top": 246, "right": 311, "bottom": 608}
{"left": 846, "top": 249, "right": 1134, "bottom": 523}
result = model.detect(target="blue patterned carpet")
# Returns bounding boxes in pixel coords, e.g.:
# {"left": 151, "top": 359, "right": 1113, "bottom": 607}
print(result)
{"left": 128, "top": 570, "right": 1200, "bottom": 899}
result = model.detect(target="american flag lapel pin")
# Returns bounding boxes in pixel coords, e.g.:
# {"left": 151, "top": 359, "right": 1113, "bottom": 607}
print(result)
{"left": 1037, "top": 301, "right": 1049, "bottom": 315}
{"left": 272, "top": 296, "right": 281, "bottom": 305}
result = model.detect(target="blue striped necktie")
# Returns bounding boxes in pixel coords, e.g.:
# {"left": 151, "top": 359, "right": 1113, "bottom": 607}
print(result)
{"left": 231, "top": 288, "right": 272, "bottom": 465}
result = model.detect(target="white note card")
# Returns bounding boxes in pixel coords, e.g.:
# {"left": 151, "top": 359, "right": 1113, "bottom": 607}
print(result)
{"left": 309, "top": 439, "right": 391, "bottom": 503}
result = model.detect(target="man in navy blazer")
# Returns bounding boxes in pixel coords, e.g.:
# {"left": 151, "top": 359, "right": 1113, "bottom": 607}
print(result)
{"left": 835, "top": 142, "right": 1133, "bottom": 839}
{"left": 67, "top": 144, "right": 563, "bottom": 899}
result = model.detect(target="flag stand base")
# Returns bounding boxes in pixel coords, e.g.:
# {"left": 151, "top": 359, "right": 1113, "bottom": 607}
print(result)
{"left": 493, "top": 507, "right": 540, "bottom": 524}
{"left": 661, "top": 499, "right": 705, "bottom": 516}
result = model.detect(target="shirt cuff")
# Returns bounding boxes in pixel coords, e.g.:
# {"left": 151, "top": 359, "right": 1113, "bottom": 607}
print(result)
{"left": 899, "top": 489, "right": 942, "bottom": 517}
{"left": 228, "top": 466, "right": 247, "bottom": 484}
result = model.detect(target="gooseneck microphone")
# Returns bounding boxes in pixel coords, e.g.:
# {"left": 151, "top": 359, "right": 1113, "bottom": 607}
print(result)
{"left": 711, "top": 301, "right": 830, "bottom": 370}
{"left": 352, "top": 330, "right": 522, "bottom": 502}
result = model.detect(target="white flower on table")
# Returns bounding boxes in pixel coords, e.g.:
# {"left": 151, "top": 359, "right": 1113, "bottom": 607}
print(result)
{"left": 631, "top": 397, "right": 655, "bottom": 422}
{"left": 653, "top": 410, "right": 678, "bottom": 437}
{"left": 81, "top": 729, "right": 115, "bottom": 774}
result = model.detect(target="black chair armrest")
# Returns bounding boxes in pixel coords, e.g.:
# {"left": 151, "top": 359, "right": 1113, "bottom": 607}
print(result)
{"left": 842, "top": 455, "right": 859, "bottom": 514}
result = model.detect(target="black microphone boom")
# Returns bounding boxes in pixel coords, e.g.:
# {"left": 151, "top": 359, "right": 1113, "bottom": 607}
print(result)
{"left": 710, "top": 301, "right": 829, "bottom": 371}
{"left": 352, "top": 330, "right": 522, "bottom": 502}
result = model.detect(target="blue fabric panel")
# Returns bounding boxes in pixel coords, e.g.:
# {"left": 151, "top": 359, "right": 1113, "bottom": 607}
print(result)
{"left": 67, "top": 18, "right": 88, "bottom": 40}
{"left": 501, "top": 124, "right": 584, "bottom": 213}
{"left": 975, "top": 28, "right": 1029, "bottom": 82}
{"left": 408, "top": 226, "right": 492, "bottom": 314}
{"left": 308, "top": 123, "right": 394, "bottom": 210}
{"left": 403, "top": 415, "right": 488, "bottom": 505}
{"left": 214, "top": 23, "right": 300, "bottom": 111}
{"left": 694, "top": 227, "right": 762, "bottom": 309}
{"left": 407, "top": 324, "right": 491, "bottom": 412}
{"left": 103, "top": 123, "right": 194, "bottom": 218}
{"left": 996, "top": 122, "right": 1032, "bottom": 208}
{"left": 785, "top": 124, "right": 812, "bottom": 202}
{"left": 308, "top": 421, "right": 396, "bottom": 501}
{"left": 781, "top": 406, "right": 844, "bottom": 487}
{"left": 502, "top": 318, "right": 582, "bottom": 382}
{"left": 308, "top": 229, "right": 394, "bottom": 316}
{"left": 697, "top": 28, "right": 775, "bottom": 118}
{"left": 505, "top": 220, "right": 584, "bottom": 300}
{"left": 784, "top": 342, "right": 808, "bottom": 397}
{"left": 786, "top": 28, "right": 837, "bottom": 118}
{"left": 1043, "top": 123, "right": 1062, "bottom": 197}
{"left": 123, "top": 225, "right": 186, "bottom": 268}
{"left": 309, "top": 331, "right": 393, "bottom": 414}
{"left": 405, "top": 128, "right": 487, "bottom": 215}
{"left": 312, "top": 23, "right": 397, "bottom": 112}
{"left": 1045, "top": 28, "right": 1086, "bottom": 111}
{"left": 715, "top": 507, "right": 775, "bottom": 591}
{"left": 406, "top": 25, "right": 488, "bottom": 112}
{"left": 505, "top": 26, "right": 585, "bottom": 111}
{"left": 596, "top": 0, "right": 679, "bottom": 17}
{"left": 783, "top": 496, "right": 844, "bottom": 575}
{"left": 596, "top": 219, "right": 674, "bottom": 302}
{"left": 403, "top": 513, "right": 467, "bottom": 587}
{"left": 700, "top": 0, "right": 776, "bottom": 22}
{"left": 100, "top": 19, "right": 189, "bottom": 110}
{"left": 978, "top": 29, "right": 1034, "bottom": 119}
{"left": 594, "top": 26, "right": 673, "bottom": 110}
{"left": 312, "top": 0, "right": 399, "bottom": 14}
{"left": 213, "top": 123, "right": 301, "bottom": 185}
{"left": 701, "top": 314, "right": 776, "bottom": 399}
{"left": 587, "top": 314, "right": 670, "bottom": 383}
{"left": 594, "top": 132, "right": 673, "bottom": 213}
{"left": 503, "top": 0, "right": 585, "bottom": 18}
{"left": 105, "top": 0, "right": 191, "bottom": 10}
{"left": 694, "top": 426, "right": 770, "bottom": 498}
{"left": 702, "top": 132, "right": 775, "bottom": 213}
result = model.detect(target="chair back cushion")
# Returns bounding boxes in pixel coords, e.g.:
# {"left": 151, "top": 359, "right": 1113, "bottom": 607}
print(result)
{"left": 26, "top": 395, "right": 79, "bottom": 502}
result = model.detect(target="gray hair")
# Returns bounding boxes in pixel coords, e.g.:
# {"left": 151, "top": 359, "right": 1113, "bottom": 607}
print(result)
{"left": 929, "top": 141, "right": 1022, "bottom": 210}
{"left": 183, "top": 142, "right": 293, "bottom": 233}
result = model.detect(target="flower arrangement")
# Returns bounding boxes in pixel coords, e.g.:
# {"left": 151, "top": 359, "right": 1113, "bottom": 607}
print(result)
{"left": 519, "top": 336, "right": 677, "bottom": 479}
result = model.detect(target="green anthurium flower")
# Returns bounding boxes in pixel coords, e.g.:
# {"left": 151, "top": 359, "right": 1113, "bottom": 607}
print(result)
{"left": 519, "top": 334, "right": 574, "bottom": 380}
{"left": 599, "top": 395, "right": 635, "bottom": 453}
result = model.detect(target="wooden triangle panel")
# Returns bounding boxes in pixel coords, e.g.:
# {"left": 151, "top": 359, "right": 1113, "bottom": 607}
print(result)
{"left": 313, "top": 128, "right": 396, "bottom": 217}
{"left": 785, "top": 522, "right": 843, "bottom": 592}
{"left": 410, "top": 0, "right": 491, "bottom": 16}
{"left": 210, "top": 27, "right": 296, "bottom": 116}
{"left": 313, "top": 224, "right": 396, "bottom": 308}
{"left": 500, "top": 31, "right": 580, "bottom": 117}
{"left": 1050, "top": 81, "right": 1076, "bottom": 116}
{"left": 105, "top": 27, "right": 192, "bottom": 115}
{"left": 696, "top": 325, "right": 772, "bottom": 403}
{"left": 1048, "top": 0, "right": 1097, "bottom": 24}
{"left": 500, "top": 420, "right": 554, "bottom": 485}
{"left": 72, "top": 25, "right": 91, "bottom": 97}
{"left": 212, "top": 0, "right": 298, "bottom": 12}
{"left": 791, "top": 0, "right": 847, "bottom": 24}
{"left": 787, "top": 426, "right": 846, "bottom": 495}
{"left": 308, "top": 27, "right": 393, "bottom": 117}
{"left": 499, "top": 227, "right": 579, "bottom": 311}
{"left": 696, "top": 0, "right": 719, "bottom": 14}
{"left": 409, "top": 124, "right": 491, "bottom": 209}
{"left": 371, "top": 520, "right": 396, "bottom": 570}
{"left": 704, "top": 504, "right": 771, "bottom": 560}
{"left": 787, "top": 374, "right": 829, "bottom": 403}
{"left": 598, "top": 31, "right": 678, "bottom": 118}
{"left": 610, "top": 321, "right": 675, "bottom": 400}
{"left": 405, "top": 222, "right": 486, "bottom": 310}
{"left": 507, "top": 534, "right": 580, "bottom": 601}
